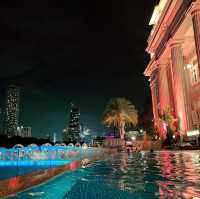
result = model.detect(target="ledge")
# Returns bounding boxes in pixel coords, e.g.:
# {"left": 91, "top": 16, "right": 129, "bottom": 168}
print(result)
{"left": 0, "top": 150, "right": 113, "bottom": 198}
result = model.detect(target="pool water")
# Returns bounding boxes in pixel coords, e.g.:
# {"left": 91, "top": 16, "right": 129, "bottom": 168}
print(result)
{"left": 0, "top": 160, "right": 71, "bottom": 180}
{"left": 9, "top": 151, "right": 200, "bottom": 199}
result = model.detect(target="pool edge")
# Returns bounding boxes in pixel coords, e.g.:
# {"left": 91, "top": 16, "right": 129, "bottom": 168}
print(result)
{"left": 0, "top": 148, "right": 117, "bottom": 198}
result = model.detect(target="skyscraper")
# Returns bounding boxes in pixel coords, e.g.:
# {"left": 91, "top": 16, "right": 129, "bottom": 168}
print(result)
{"left": 53, "top": 133, "right": 57, "bottom": 143}
{"left": 17, "top": 126, "right": 32, "bottom": 137}
{"left": 63, "top": 102, "right": 81, "bottom": 143}
{"left": 0, "top": 107, "right": 3, "bottom": 135}
{"left": 4, "top": 85, "right": 20, "bottom": 137}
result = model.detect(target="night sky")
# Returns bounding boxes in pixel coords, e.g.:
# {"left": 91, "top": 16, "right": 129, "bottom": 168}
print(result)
{"left": 0, "top": 0, "right": 158, "bottom": 140}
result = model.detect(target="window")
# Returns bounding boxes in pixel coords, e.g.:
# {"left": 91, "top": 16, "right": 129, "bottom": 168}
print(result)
{"left": 190, "top": 59, "right": 199, "bottom": 85}
{"left": 192, "top": 110, "right": 199, "bottom": 124}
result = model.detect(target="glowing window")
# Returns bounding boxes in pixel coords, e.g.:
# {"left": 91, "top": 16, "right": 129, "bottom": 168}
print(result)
{"left": 189, "top": 59, "right": 199, "bottom": 85}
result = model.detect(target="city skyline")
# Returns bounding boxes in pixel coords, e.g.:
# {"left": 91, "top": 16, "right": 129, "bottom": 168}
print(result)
{"left": 0, "top": 85, "right": 110, "bottom": 140}
{"left": 0, "top": 82, "right": 145, "bottom": 140}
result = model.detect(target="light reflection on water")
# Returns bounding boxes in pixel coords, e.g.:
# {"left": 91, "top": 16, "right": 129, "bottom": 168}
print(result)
{"left": 104, "top": 151, "right": 200, "bottom": 198}
{"left": 10, "top": 151, "right": 200, "bottom": 199}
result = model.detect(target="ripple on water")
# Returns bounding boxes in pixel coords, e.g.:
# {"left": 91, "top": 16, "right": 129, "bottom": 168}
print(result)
{"left": 8, "top": 151, "right": 200, "bottom": 199}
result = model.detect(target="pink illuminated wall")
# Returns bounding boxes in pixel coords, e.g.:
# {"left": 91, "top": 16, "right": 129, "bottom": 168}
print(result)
{"left": 158, "top": 65, "right": 171, "bottom": 113}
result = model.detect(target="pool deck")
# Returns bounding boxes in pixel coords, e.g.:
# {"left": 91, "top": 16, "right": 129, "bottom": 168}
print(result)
{"left": 0, "top": 148, "right": 117, "bottom": 198}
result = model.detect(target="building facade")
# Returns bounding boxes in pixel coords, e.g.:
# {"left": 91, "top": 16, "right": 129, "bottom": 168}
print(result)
{"left": 17, "top": 126, "right": 32, "bottom": 137}
{"left": 63, "top": 102, "right": 81, "bottom": 143}
{"left": 0, "top": 108, "right": 3, "bottom": 135}
{"left": 144, "top": 0, "right": 200, "bottom": 138}
{"left": 4, "top": 85, "right": 20, "bottom": 137}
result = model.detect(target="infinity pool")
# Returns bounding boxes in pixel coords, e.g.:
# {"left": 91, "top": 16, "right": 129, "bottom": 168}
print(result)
{"left": 9, "top": 151, "right": 200, "bottom": 199}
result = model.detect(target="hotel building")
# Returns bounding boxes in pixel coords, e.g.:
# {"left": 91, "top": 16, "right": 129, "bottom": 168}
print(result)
{"left": 144, "top": 0, "right": 200, "bottom": 137}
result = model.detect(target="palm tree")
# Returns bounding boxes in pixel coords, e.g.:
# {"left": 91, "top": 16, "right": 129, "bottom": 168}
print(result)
{"left": 102, "top": 98, "right": 138, "bottom": 140}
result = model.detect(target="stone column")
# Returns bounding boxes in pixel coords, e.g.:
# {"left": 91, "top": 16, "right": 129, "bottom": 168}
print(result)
{"left": 166, "top": 61, "right": 176, "bottom": 114}
{"left": 183, "top": 57, "right": 193, "bottom": 130}
{"left": 150, "top": 69, "right": 160, "bottom": 121}
{"left": 191, "top": 3, "right": 200, "bottom": 76}
{"left": 158, "top": 63, "right": 172, "bottom": 112}
{"left": 170, "top": 42, "right": 191, "bottom": 133}
{"left": 150, "top": 80, "right": 158, "bottom": 120}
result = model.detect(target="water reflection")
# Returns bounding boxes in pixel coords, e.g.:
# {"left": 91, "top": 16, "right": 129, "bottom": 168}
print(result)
{"left": 157, "top": 151, "right": 200, "bottom": 198}
{"left": 105, "top": 152, "right": 155, "bottom": 194}
{"left": 104, "top": 151, "right": 200, "bottom": 198}
{"left": 9, "top": 151, "right": 200, "bottom": 199}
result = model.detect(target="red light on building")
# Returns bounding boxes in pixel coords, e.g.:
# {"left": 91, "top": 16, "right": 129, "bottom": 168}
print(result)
{"left": 144, "top": 0, "right": 200, "bottom": 139}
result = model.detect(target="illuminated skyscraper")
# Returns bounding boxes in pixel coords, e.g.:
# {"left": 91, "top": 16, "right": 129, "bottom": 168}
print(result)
{"left": 17, "top": 126, "right": 32, "bottom": 137}
{"left": 53, "top": 133, "right": 57, "bottom": 143}
{"left": 4, "top": 85, "right": 20, "bottom": 137}
{"left": 63, "top": 102, "right": 81, "bottom": 143}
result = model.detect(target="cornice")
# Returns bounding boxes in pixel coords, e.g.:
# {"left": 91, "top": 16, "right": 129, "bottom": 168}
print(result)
{"left": 147, "top": 0, "right": 173, "bottom": 51}
{"left": 168, "top": 38, "right": 184, "bottom": 47}
{"left": 147, "top": 0, "right": 191, "bottom": 58}
{"left": 144, "top": 59, "right": 157, "bottom": 77}
{"left": 191, "top": 1, "right": 200, "bottom": 15}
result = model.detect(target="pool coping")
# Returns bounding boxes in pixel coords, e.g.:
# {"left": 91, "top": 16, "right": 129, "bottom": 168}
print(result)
{"left": 0, "top": 148, "right": 117, "bottom": 198}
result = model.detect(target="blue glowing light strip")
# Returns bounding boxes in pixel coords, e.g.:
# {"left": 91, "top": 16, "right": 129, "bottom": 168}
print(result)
{"left": 0, "top": 160, "right": 71, "bottom": 167}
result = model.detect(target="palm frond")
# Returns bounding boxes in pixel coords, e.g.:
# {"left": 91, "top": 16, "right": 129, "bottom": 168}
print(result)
{"left": 102, "top": 98, "right": 138, "bottom": 128}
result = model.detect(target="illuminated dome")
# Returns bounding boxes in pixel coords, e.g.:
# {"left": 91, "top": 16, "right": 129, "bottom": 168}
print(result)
{"left": 28, "top": 143, "right": 38, "bottom": 147}
{"left": 75, "top": 143, "right": 81, "bottom": 147}
{"left": 42, "top": 143, "right": 52, "bottom": 146}
{"left": 82, "top": 143, "right": 88, "bottom": 149}
{"left": 13, "top": 144, "right": 24, "bottom": 148}
{"left": 60, "top": 143, "right": 67, "bottom": 147}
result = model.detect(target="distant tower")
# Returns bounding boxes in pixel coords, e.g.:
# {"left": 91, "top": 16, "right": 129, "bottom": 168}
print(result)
{"left": 4, "top": 85, "right": 20, "bottom": 137}
{"left": 53, "top": 133, "right": 57, "bottom": 143}
{"left": 0, "top": 108, "right": 3, "bottom": 135}
{"left": 64, "top": 102, "right": 81, "bottom": 143}
{"left": 17, "top": 126, "right": 32, "bottom": 137}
